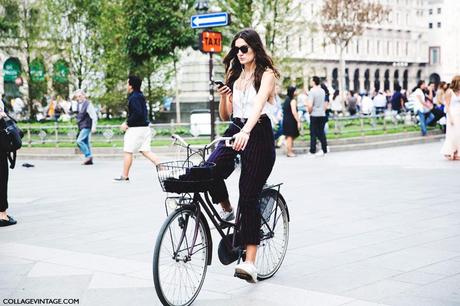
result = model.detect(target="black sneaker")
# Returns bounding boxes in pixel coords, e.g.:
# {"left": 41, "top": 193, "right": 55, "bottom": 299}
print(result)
{"left": 113, "top": 176, "right": 129, "bottom": 182}
{"left": 82, "top": 157, "right": 93, "bottom": 165}
{"left": 0, "top": 216, "right": 17, "bottom": 227}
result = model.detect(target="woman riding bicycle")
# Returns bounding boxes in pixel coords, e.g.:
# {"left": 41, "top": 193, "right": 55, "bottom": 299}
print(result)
{"left": 208, "top": 28, "right": 279, "bottom": 283}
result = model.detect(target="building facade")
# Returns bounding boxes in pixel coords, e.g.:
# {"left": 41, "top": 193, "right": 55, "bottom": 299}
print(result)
{"left": 426, "top": 0, "right": 460, "bottom": 83}
{"left": 275, "top": 0, "right": 430, "bottom": 94}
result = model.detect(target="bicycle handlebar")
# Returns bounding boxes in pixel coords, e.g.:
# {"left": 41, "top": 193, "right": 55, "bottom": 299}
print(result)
{"left": 171, "top": 134, "right": 234, "bottom": 150}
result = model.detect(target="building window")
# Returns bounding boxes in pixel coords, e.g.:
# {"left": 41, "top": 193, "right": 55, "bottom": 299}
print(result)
{"left": 377, "top": 40, "right": 380, "bottom": 55}
{"left": 429, "top": 22, "right": 433, "bottom": 29}
{"left": 311, "top": 38, "right": 314, "bottom": 53}
{"left": 406, "top": 42, "right": 409, "bottom": 56}
{"left": 367, "top": 40, "right": 370, "bottom": 54}
{"left": 356, "top": 40, "right": 359, "bottom": 54}
{"left": 429, "top": 47, "right": 440, "bottom": 64}
{"left": 429, "top": 8, "right": 433, "bottom": 15}
{"left": 437, "top": 22, "right": 441, "bottom": 28}
{"left": 387, "top": 41, "right": 390, "bottom": 55}
{"left": 396, "top": 41, "right": 399, "bottom": 56}
{"left": 299, "top": 36, "right": 302, "bottom": 51}
{"left": 437, "top": 7, "right": 441, "bottom": 14}
{"left": 286, "top": 36, "right": 289, "bottom": 51}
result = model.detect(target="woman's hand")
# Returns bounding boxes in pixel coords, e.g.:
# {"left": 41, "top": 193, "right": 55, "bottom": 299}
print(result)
{"left": 217, "top": 85, "right": 232, "bottom": 97}
{"left": 232, "top": 130, "right": 250, "bottom": 151}
{"left": 0, "top": 111, "right": 6, "bottom": 118}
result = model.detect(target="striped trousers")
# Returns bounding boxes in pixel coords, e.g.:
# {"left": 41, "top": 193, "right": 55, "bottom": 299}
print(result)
{"left": 207, "top": 116, "right": 276, "bottom": 245}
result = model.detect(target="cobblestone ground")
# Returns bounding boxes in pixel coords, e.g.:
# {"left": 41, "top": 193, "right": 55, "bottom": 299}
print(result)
{"left": 1, "top": 142, "right": 459, "bottom": 306}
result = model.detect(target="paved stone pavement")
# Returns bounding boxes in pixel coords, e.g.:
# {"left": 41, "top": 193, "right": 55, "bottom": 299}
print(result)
{"left": 1, "top": 142, "right": 460, "bottom": 306}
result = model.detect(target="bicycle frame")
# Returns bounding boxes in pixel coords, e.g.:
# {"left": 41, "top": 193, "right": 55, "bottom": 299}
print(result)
{"left": 166, "top": 182, "right": 287, "bottom": 266}
{"left": 164, "top": 134, "right": 288, "bottom": 266}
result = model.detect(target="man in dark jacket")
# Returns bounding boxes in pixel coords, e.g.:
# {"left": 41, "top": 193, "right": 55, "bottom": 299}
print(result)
{"left": 113, "top": 76, "right": 160, "bottom": 182}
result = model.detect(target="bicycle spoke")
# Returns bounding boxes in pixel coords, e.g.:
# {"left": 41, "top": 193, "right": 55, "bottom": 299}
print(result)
{"left": 257, "top": 191, "right": 289, "bottom": 280}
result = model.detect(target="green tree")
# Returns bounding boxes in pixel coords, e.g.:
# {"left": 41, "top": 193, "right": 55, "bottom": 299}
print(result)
{"left": 45, "top": 0, "right": 103, "bottom": 91}
{"left": 96, "top": 0, "right": 129, "bottom": 118}
{"left": 0, "top": 0, "right": 20, "bottom": 35}
{"left": 216, "top": 0, "right": 296, "bottom": 57}
{"left": 0, "top": 0, "right": 47, "bottom": 118}
{"left": 125, "top": 0, "right": 196, "bottom": 120}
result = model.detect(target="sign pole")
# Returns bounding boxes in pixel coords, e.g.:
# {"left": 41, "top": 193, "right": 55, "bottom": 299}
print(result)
{"left": 209, "top": 52, "right": 216, "bottom": 141}
{"left": 192, "top": 10, "right": 229, "bottom": 141}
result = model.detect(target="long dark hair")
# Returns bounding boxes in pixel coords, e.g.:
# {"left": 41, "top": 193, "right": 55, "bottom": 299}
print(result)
{"left": 223, "top": 28, "right": 280, "bottom": 92}
{"left": 286, "top": 86, "right": 296, "bottom": 99}
{"left": 412, "top": 80, "right": 425, "bottom": 92}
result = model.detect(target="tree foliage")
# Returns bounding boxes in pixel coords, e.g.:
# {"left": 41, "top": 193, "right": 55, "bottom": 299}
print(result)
{"left": 125, "top": 0, "right": 196, "bottom": 71}
{"left": 0, "top": 0, "right": 20, "bottom": 35}
{"left": 45, "top": 0, "right": 104, "bottom": 91}
{"left": 124, "top": 0, "right": 196, "bottom": 120}
{"left": 216, "top": 0, "right": 297, "bottom": 58}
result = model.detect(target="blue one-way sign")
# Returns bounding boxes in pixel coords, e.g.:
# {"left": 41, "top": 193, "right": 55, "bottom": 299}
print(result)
{"left": 191, "top": 12, "right": 230, "bottom": 29}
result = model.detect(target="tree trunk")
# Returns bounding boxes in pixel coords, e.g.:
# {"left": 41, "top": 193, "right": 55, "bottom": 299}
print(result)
{"left": 174, "top": 59, "right": 181, "bottom": 123}
{"left": 339, "top": 47, "right": 347, "bottom": 110}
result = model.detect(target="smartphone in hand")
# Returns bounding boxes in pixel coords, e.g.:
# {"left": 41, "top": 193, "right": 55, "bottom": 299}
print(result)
{"left": 214, "top": 80, "right": 224, "bottom": 87}
{"left": 214, "top": 80, "right": 231, "bottom": 92}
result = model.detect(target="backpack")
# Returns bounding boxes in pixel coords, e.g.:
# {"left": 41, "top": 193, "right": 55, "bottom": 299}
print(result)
{"left": 0, "top": 115, "right": 23, "bottom": 169}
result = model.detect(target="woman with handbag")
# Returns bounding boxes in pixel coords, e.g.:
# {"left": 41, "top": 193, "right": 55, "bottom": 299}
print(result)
{"left": 0, "top": 99, "right": 17, "bottom": 227}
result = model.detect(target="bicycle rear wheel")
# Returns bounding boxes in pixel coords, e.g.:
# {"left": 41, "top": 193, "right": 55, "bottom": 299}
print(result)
{"left": 257, "top": 189, "right": 289, "bottom": 280}
{"left": 153, "top": 207, "right": 209, "bottom": 306}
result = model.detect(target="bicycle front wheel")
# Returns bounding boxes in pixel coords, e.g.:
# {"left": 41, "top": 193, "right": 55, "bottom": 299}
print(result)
{"left": 257, "top": 189, "right": 290, "bottom": 280}
{"left": 153, "top": 207, "right": 209, "bottom": 306}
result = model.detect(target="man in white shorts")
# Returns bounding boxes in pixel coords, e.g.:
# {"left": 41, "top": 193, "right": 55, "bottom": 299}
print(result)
{"left": 113, "top": 76, "right": 160, "bottom": 182}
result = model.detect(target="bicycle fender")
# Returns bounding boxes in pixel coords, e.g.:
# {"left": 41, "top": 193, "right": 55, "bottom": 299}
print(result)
{"left": 260, "top": 188, "right": 290, "bottom": 222}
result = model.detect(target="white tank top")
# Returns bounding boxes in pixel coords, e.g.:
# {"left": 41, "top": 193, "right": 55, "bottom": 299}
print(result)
{"left": 232, "top": 84, "right": 270, "bottom": 119}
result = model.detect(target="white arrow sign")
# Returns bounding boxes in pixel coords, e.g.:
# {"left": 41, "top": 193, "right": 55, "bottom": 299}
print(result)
{"left": 191, "top": 12, "right": 229, "bottom": 29}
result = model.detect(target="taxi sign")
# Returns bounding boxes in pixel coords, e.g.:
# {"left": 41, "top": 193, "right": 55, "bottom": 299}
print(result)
{"left": 199, "top": 31, "right": 222, "bottom": 53}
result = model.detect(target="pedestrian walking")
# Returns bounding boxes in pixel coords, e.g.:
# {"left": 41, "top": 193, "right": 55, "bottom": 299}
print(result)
{"left": 268, "top": 84, "right": 284, "bottom": 148}
{"left": 0, "top": 99, "right": 17, "bottom": 227}
{"left": 282, "top": 85, "right": 301, "bottom": 157}
{"left": 74, "top": 90, "right": 97, "bottom": 165}
{"left": 410, "top": 80, "right": 434, "bottom": 136}
{"left": 306, "top": 76, "right": 328, "bottom": 156}
{"left": 441, "top": 75, "right": 460, "bottom": 160}
{"left": 208, "top": 28, "right": 278, "bottom": 283}
{"left": 113, "top": 76, "right": 160, "bottom": 182}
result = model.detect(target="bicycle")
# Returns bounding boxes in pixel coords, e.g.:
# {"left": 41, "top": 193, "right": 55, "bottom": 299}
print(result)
{"left": 152, "top": 134, "right": 290, "bottom": 306}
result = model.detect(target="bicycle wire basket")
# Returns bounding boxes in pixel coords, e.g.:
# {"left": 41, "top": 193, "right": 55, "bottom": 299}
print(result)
{"left": 156, "top": 160, "right": 216, "bottom": 194}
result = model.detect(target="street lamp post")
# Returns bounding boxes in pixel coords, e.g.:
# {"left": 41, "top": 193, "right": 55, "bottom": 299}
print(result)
{"left": 195, "top": 0, "right": 209, "bottom": 13}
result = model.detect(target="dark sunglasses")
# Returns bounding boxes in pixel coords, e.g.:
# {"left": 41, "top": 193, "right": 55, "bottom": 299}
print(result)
{"left": 233, "top": 45, "right": 249, "bottom": 54}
